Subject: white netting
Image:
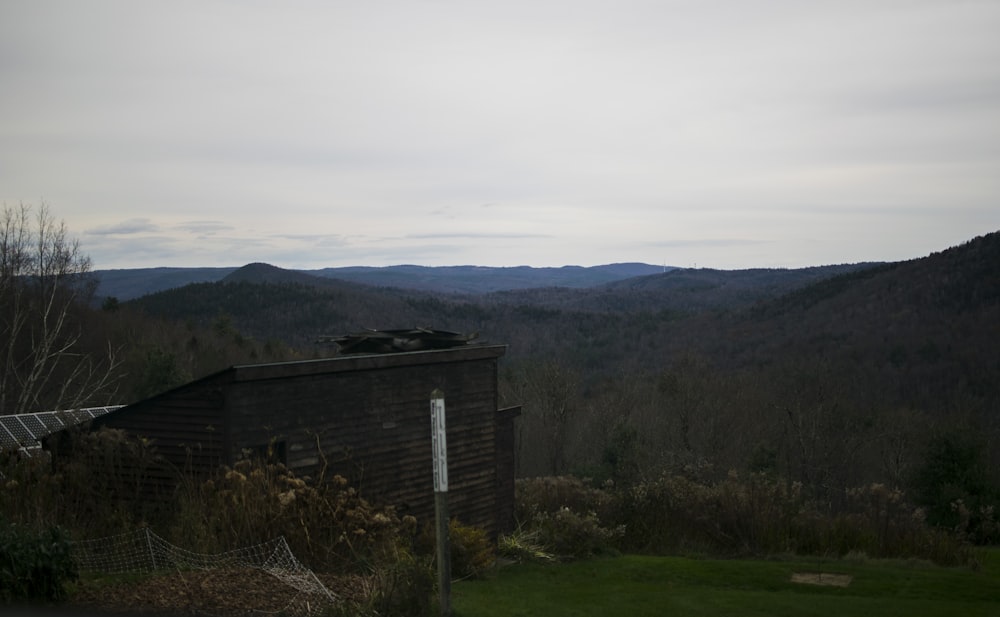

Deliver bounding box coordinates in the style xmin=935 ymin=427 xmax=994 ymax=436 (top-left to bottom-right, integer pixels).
xmin=72 ymin=528 xmax=338 ymax=615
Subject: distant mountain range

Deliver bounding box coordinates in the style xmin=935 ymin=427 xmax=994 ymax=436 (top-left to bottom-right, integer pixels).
xmin=93 ymin=262 xmax=667 ymax=301
xmin=92 ymin=261 xmax=883 ymax=304
xmin=91 ymin=230 xmax=1000 ymax=492
xmin=121 ymin=231 xmax=999 ymax=392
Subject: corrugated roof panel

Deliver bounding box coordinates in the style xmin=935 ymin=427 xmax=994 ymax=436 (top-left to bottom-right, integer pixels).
xmin=5 ymin=416 xmax=32 ymax=443
xmin=20 ymin=414 xmax=46 ymax=437
xmin=37 ymin=412 xmax=66 ymax=431
xmin=0 ymin=406 xmax=125 ymax=453
xmin=0 ymin=422 xmax=20 ymax=449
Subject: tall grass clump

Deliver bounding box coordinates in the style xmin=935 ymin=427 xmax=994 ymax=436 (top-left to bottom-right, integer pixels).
xmin=3 ymin=437 xmax=445 ymax=612
xmin=795 ymin=482 xmax=979 ymax=565
xmin=415 ymin=518 xmax=496 ymax=580
xmin=169 ymin=452 xmax=441 ymax=614
xmin=513 ymin=472 xmax=976 ymax=566
xmin=0 ymin=428 xmax=162 ymax=538
xmin=608 ymin=470 xmax=976 ymax=565
xmin=613 ymin=470 xmax=801 ymax=556
xmin=170 ymin=454 xmax=417 ymax=573
xmin=512 ymin=477 xmax=623 ymax=560
xmin=351 ymin=543 xmax=435 ymax=617
xmin=515 ymin=476 xmax=616 ymax=524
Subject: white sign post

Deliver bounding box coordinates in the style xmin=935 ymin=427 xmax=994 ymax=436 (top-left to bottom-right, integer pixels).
xmin=431 ymin=390 xmax=449 ymax=492
xmin=430 ymin=389 xmax=451 ymax=616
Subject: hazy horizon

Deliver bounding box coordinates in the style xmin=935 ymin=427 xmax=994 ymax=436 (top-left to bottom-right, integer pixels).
xmin=4 ymin=1 xmax=998 ymax=271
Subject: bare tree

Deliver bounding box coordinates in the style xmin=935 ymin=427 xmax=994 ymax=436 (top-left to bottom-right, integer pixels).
xmin=503 ymin=359 xmax=581 ymax=476
xmin=0 ymin=202 xmax=121 ymax=415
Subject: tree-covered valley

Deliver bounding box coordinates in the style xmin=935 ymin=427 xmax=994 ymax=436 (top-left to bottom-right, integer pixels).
xmin=2 ymin=203 xmax=997 ymax=534
xmin=4 ymin=205 xmax=998 ymax=611
xmin=102 ymin=231 xmax=1000 ymax=537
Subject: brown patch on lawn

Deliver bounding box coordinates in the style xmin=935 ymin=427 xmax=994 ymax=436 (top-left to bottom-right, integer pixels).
xmin=790 ymin=572 xmax=853 ymax=587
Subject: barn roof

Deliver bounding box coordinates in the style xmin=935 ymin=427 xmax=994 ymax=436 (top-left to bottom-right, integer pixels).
xmin=89 ymin=344 xmax=507 ymax=426
xmin=228 ymin=343 xmax=505 ymax=381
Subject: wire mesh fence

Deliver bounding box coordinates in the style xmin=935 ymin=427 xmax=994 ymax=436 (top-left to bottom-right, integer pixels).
xmin=72 ymin=528 xmax=338 ymax=615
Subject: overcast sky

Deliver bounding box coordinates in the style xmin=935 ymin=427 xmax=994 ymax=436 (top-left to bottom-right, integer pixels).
xmin=2 ymin=1 xmax=998 ymax=270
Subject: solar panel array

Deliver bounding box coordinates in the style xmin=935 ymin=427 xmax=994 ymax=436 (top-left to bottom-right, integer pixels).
xmin=0 ymin=406 xmax=124 ymax=454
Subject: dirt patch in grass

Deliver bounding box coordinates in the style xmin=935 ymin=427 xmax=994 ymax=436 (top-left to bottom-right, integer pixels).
xmin=790 ymin=572 xmax=853 ymax=587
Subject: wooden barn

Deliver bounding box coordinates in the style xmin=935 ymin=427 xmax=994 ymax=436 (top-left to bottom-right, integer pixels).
xmin=92 ymin=343 xmax=519 ymax=537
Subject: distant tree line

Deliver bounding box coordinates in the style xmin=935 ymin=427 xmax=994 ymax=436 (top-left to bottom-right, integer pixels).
xmin=3 ymin=203 xmax=997 ymax=543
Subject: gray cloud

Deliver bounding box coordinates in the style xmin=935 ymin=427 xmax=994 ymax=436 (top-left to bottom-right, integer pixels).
xmin=2 ymin=0 xmax=998 ymax=270
xmin=642 ymin=238 xmax=770 ymax=249
xmin=174 ymin=221 xmax=235 ymax=235
xmin=85 ymin=219 xmax=161 ymax=236
xmin=406 ymin=232 xmax=554 ymax=240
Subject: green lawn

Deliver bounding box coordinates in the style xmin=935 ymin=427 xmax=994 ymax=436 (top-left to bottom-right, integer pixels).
xmin=452 ymin=551 xmax=1000 ymax=617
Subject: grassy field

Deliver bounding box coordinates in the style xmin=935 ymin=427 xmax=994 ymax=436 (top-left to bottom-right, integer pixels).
xmin=452 ymin=550 xmax=1000 ymax=617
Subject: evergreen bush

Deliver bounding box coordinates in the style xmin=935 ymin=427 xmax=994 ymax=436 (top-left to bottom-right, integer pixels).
xmin=0 ymin=522 xmax=77 ymax=604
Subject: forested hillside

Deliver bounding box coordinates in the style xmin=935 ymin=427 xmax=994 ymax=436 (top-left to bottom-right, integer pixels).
xmin=121 ymin=234 xmax=998 ymax=396
xmin=93 ymin=266 xmax=236 ymax=300
xmin=123 ymin=260 xmax=883 ymax=361
xmin=4 ymin=207 xmax=998 ymax=558
xmin=121 ymin=232 xmax=1000 ymax=527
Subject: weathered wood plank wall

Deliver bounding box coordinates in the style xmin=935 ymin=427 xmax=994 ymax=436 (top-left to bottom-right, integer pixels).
xmin=94 ymin=345 xmax=515 ymax=536
xmin=225 ymin=348 xmax=505 ymax=534
xmin=97 ymin=379 xmax=229 ymax=496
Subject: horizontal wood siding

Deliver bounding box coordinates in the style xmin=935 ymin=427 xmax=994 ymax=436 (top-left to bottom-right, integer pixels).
xmin=91 ymin=345 xmax=511 ymax=534
xmin=225 ymin=353 xmax=502 ymax=534
xmin=94 ymin=378 xmax=228 ymax=496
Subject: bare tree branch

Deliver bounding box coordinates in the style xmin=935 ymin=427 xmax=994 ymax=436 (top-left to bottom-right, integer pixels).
xmin=1 ymin=202 xmax=120 ymax=415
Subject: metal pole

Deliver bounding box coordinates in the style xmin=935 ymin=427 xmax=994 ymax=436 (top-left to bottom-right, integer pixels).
xmin=430 ymin=389 xmax=451 ymax=616
xmin=145 ymin=528 xmax=158 ymax=571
